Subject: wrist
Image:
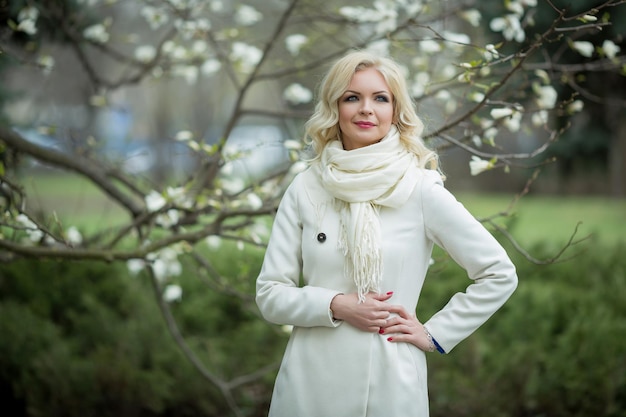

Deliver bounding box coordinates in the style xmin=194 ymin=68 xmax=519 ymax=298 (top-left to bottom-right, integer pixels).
xmin=423 ymin=325 xmax=446 ymax=354
xmin=330 ymin=293 xmax=344 ymax=321
xmin=422 ymin=325 xmax=435 ymax=352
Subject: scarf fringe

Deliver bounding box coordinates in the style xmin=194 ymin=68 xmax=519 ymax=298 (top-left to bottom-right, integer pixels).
xmin=338 ymin=202 xmax=382 ymax=303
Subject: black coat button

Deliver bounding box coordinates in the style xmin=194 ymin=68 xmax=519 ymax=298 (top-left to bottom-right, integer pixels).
xmin=317 ymin=233 xmax=326 ymax=243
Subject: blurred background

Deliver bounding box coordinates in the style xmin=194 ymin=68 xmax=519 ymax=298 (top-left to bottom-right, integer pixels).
xmin=1 ymin=0 xmax=625 ymax=416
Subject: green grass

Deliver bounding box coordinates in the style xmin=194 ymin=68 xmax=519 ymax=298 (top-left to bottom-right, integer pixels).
xmin=457 ymin=192 xmax=626 ymax=248
xmin=18 ymin=172 xmax=135 ymax=232
xmin=16 ymin=173 xmax=626 ymax=247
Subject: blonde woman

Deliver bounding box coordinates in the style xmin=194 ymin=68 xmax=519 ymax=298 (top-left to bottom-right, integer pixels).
xmin=256 ymin=51 xmax=518 ymax=417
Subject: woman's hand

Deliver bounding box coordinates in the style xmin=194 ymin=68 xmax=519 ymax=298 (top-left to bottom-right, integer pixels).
xmin=330 ymin=292 xmax=394 ymax=333
xmin=380 ymin=304 xmax=434 ymax=352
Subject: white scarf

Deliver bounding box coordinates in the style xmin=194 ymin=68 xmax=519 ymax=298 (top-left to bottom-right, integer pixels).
xmin=318 ymin=125 xmax=420 ymax=302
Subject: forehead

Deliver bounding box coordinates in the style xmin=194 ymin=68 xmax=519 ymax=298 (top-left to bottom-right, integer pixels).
xmin=347 ymin=67 xmax=390 ymax=91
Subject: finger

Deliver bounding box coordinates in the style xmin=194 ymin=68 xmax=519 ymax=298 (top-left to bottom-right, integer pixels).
xmin=371 ymin=291 xmax=394 ymax=302
xmin=387 ymin=304 xmax=410 ymax=319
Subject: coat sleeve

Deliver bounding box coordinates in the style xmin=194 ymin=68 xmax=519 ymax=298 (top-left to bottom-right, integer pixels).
xmin=421 ymin=171 xmax=518 ymax=353
xmin=256 ymin=174 xmax=342 ymax=328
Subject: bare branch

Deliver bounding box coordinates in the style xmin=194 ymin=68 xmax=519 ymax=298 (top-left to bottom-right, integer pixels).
xmin=0 ymin=126 xmax=144 ymax=216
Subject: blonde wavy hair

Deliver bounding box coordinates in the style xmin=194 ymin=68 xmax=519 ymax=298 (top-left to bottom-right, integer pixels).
xmin=304 ymin=50 xmax=439 ymax=171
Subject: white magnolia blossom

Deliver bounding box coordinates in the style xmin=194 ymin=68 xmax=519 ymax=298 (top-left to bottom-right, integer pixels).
xmin=167 ymin=0 xmax=202 ymax=11
xmin=283 ymin=83 xmax=313 ymax=105
xmin=435 ymin=90 xmax=456 ymax=114
xmin=339 ymin=5 xmax=386 ymax=22
xmin=440 ymin=64 xmax=456 ymax=80
xmin=285 ymin=34 xmax=308 ymax=56
xmin=210 ymin=0 xmax=224 ymax=12
xmin=16 ymin=214 xmax=44 ymax=242
xmin=146 ymin=191 xmax=167 ymax=212
xmin=66 ymin=226 xmax=83 ymax=245
xmin=175 ymin=18 xmax=210 ymax=40
xmin=156 ymin=209 xmax=180 ymax=228
xmin=461 ymin=9 xmax=481 ymax=27
xmin=135 ymin=45 xmax=156 ymax=63
xmin=490 ymin=14 xmax=525 ymax=43
xmin=201 ymin=58 xmax=221 ymax=76
xmin=151 ymin=246 xmax=183 ymax=281
xmin=141 ymin=6 xmax=169 ymax=30
xmin=16 ymin=6 xmax=38 ymax=35
xmin=284 ymin=139 xmax=302 ymax=150
xmin=581 ymin=14 xmax=598 ymax=22
xmin=206 ymin=235 xmax=222 ymax=250
xmin=339 ymin=2 xmax=399 ymax=34
xmin=247 ymin=193 xmax=263 ymax=210
xmin=289 ymin=161 xmax=308 ymax=175
xmin=17 ymin=19 xmax=37 ymax=35
xmin=167 ymin=186 xmax=193 ymax=208
xmin=602 ymin=40 xmax=621 ymax=59
xmin=484 ymin=44 xmax=500 ymax=61
xmin=37 ymin=55 xmax=55 ymax=75
xmin=567 ymin=100 xmax=584 ymax=114
xmin=507 ymin=1 xmax=525 ymax=15
xmin=469 ymin=156 xmax=494 ymax=176
xmin=468 ymin=91 xmax=485 ymax=103
xmin=490 ymin=107 xmax=514 ymax=119
xmin=532 ymin=110 xmax=549 ymax=126
xmin=175 ymin=130 xmax=193 ymax=141
xmin=419 ymin=40 xmax=442 ymax=54
xmin=484 ymin=127 xmax=498 ymax=145
xmin=163 ymin=284 xmax=183 ymax=302
xmin=191 ymin=40 xmax=208 ymax=55
xmin=534 ymin=69 xmax=550 ymax=84
xmin=502 ymin=110 xmax=522 ymax=132
xmin=83 ymin=23 xmax=110 ymax=43
xmin=230 ymin=42 xmax=263 ymax=73
xmin=221 ymin=176 xmax=246 ymax=194
xmin=572 ymin=41 xmax=595 ymax=58
xmin=171 ymin=45 xmax=189 ymax=61
xmin=235 ymin=5 xmax=263 ymax=26
xmin=173 ymin=65 xmax=199 ymax=85
xmin=127 ymin=259 xmax=146 ymax=275
xmin=410 ymin=71 xmax=430 ymax=98
xmin=534 ymin=84 xmax=557 ymax=109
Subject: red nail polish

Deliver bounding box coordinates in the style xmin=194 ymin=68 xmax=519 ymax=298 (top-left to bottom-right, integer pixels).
xmin=387 ymin=337 xmax=393 ymax=342
xmin=386 ymin=291 xmax=394 ymax=295
xmin=379 ymin=328 xmax=385 ymax=334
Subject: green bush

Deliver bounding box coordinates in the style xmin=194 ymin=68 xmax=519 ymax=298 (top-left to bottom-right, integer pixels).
xmin=1 ymin=240 xmax=625 ymax=417
xmin=0 ymin=258 xmax=279 ymax=417
xmin=422 ymin=242 xmax=626 ymax=417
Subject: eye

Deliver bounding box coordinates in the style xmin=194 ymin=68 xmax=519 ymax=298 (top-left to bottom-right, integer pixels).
xmin=375 ymin=95 xmax=390 ymax=102
xmin=343 ymin=95 xmax=358 ymax=102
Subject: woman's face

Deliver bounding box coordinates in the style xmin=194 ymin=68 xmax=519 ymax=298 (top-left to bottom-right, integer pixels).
xmin=338 ymin=67 xmax=394 ymax=151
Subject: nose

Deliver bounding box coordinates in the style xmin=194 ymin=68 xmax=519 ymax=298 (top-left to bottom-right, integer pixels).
xmin=359 ymin=99 xmax=373 ymax=115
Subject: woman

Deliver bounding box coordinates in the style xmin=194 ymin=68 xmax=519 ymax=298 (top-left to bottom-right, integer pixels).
xmin=256 ymin=51 xmax=518 ymax=417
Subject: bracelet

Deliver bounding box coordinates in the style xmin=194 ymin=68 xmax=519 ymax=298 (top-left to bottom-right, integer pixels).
xmin=422 ymin=325 xmax=436 ymax=352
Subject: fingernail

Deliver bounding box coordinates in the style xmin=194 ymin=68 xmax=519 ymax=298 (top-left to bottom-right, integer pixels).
xmin=379 ymin=328 xmax=385 ymax=334
xmin=386 ymin=291 xmax=394 ymax=295
xmin=387 ymin=337 xmax=393 ymax=342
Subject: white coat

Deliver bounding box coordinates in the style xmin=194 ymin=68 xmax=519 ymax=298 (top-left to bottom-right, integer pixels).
xmin=256 ymin=167 xmax=518 ymax=417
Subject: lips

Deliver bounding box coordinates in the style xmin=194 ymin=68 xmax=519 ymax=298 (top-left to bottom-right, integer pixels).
xmin=355 ymin=121 xmax=376 ymax=128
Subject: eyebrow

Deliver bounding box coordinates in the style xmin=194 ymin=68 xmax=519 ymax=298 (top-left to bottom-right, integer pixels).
xmin=343 ymin=89 xmax=390 ymax=95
